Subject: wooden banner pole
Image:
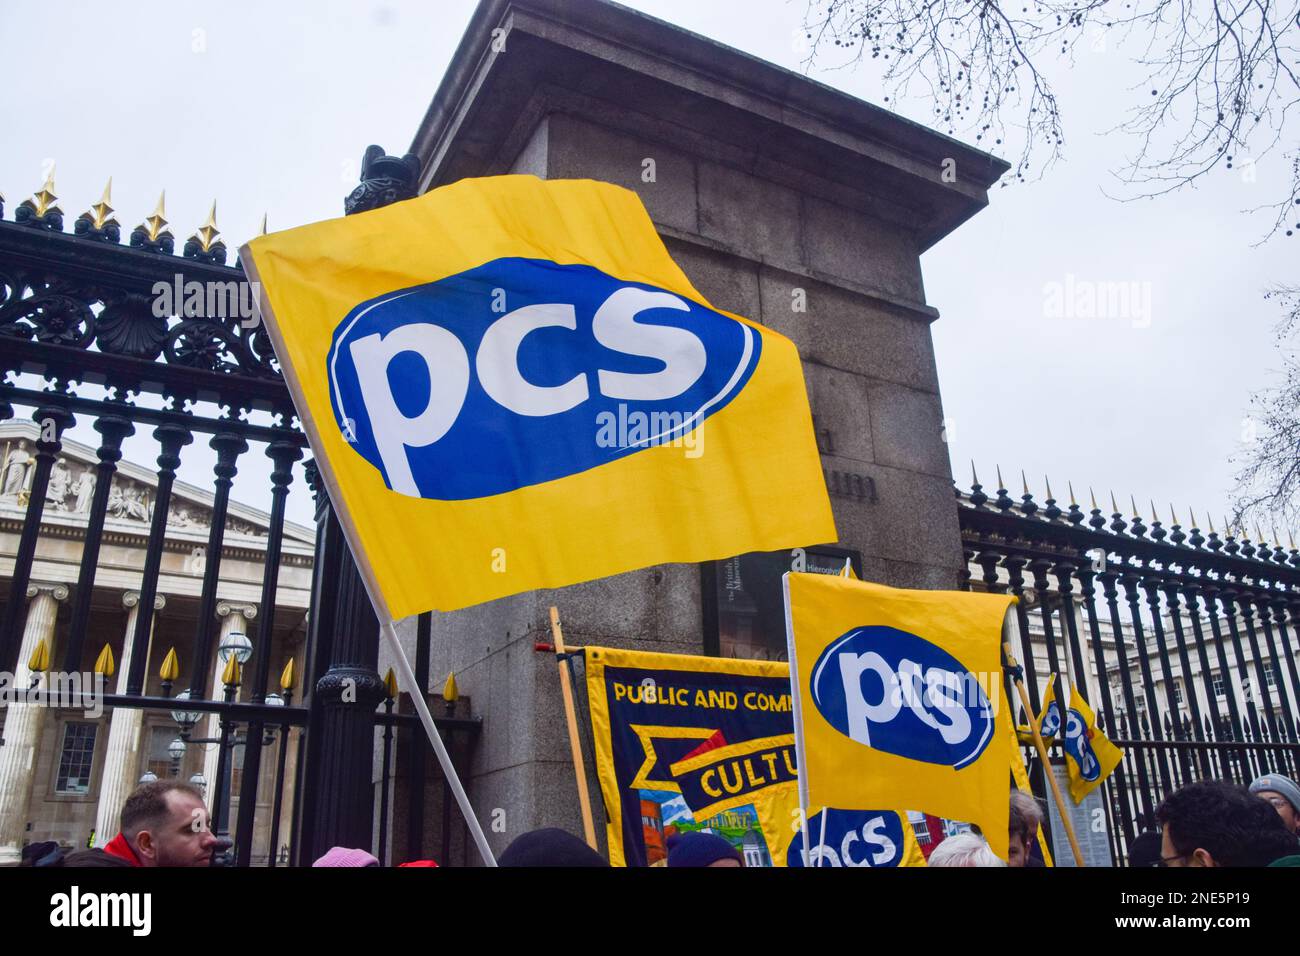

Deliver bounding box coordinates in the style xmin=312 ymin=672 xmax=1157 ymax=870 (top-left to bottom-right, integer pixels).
xmin=549 ymin=606 xmax=599 ymax=851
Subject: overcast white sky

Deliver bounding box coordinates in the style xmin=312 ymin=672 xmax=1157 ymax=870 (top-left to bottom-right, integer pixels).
xmin=1 ymin=0 xmax=1294 ymax=532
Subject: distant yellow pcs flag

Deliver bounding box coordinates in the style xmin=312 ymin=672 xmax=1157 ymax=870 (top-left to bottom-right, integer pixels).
xmin=784 ymin=573 xmax=1015 ymax=859
xmin=242 ymin=175 xmax=834 ymax=617
xmin=1060 ymin=684 xmax=1124 ymax=804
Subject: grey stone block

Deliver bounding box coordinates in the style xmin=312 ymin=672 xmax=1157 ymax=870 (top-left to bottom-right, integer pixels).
xmin=697 ymin=160 xmax=802 ymax=267
xmin=866 ymin=380 xmax=952 ymax=478
xmin=663 ymin=236 xmax=761 ymax=320
xmin=803 ymin=362 xmax=874 ymax=465
xmin=509 ymin=116 xmax=550 ymax=176
xmin=802 ymin=195 xmax=923 ymax=302
xmin=545 ymin=113 xmax=698 ymax=233
xmin=758 ymin=268 xmax=941 ymax=393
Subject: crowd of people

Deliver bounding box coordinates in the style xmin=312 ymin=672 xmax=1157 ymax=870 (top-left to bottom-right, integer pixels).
xmin=17 ymin=771 xmax=1300 ymax=868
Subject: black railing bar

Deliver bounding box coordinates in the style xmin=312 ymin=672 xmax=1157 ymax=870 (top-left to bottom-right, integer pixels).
xmin=0 ymin=384 xmax=305 ymax=445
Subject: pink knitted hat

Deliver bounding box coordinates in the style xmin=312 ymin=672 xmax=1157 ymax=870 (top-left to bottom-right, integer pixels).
xmin=312 ymin=846 xmax=380 ymax=867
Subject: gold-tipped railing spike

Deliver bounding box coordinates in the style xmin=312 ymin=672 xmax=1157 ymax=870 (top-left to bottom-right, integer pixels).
xmin=1223 ymin=516 xmax=1233 ymax=537
xmin=383 ymin=667 xmax=398 ymax=700
xmin=159 ymin=647 xmax=180 ymax=683
xmin=1021 ymin=470 xmax=1030 ymax=495
xmin=190 ymin=200 xmax=221 ymax=253
xmin=94 ymin=643 xmax=116 ymax=679
xmin=1289 ymin=529 xmax=1297 ymax=551
xmin=1189 ymin=508 xmax=1198 ymax=529
xmin=1130 ymin=495 xmax=1140 ymax=518
xmin=1044 ymin=475 xmax=1054 ymax=500
xmin=443 ymin=671 xmax=459 ymax=703
xmin=1110 ymin=490 xmax=1120 ymax=514
xmin=259 ymin=212 xmax=268 ymax=236
xmin=221 ymin=652 xmax=241 ymax=686
xmin=996 ymin=465 xmax=1005 ymax=490
xmin=1170 ymin=504 xmax=1179 ymax=526
xmin=1089 ymin=487 xmax=1099 ymax=511
xmin=1067 ymin=481 xmax=1078 ymax=507
xmin=279 ymin=657 xmax=296 ymax=692
xmin=85 ymin=176 xmax=117 ymax=231
xmin=24 ymin=165 xmax=60 ymax=219
xmin=141 ymin=190 xmax=170 ymax=243
xmin=1150 ymin=500 xmax=1159 ymax=522
xmin=970 ymin=460 xmax=979 ymax=485
xmin=27 ymin=637 xmax=50 ymax=674
xmin=1208 ymin=514 xmax=1216 ymax=534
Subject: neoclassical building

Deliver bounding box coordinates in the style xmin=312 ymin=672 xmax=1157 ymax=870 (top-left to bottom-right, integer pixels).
xmin=0 ymin=419 xmax=314 ymax=864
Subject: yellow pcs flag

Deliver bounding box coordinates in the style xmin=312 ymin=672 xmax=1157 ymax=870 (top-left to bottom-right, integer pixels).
xmin=1035 ymin=674 xmax=1063 ymax=740
xmin=242 ymin=175 xmax=835 ymax=617
xmin=1061 ymin=685 xmax=1124 ymax=804
xmin=784 ymin=572 xmax=1015 ymax=859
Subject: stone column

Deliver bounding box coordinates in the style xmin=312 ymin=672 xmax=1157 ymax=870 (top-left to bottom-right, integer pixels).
xmin=91 ymin=590 xmax=166 ymax=846
xmin=202 ymin=603 xmax=257 ymax=804
xmin=0 ymin=583 xmax=69 ymax=864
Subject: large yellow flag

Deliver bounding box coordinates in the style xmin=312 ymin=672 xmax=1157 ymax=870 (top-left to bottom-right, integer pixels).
xmin=242 ymin=175 xmax=834 ymax=617
xmin=1060 ymin=684 xmax=1124 ymax=804
xmin=784 ymin=572 xmax=1015 ymax=859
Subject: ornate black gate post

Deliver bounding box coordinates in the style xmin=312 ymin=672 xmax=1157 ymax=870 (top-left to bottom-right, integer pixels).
xmin=295 ymin=146 xmax=421 ymax=863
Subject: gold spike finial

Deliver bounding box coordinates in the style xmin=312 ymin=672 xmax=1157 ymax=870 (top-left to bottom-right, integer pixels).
xmin=159 ymin=647 xmax=180 ymax=683
xmin=1089 ymin=487 xmax=1098 ymax=510
xmin=1044 ymin=475 xmax=1054 ymax=500
xmin=1223 ymin=516 xmax=1233 ymax=537
xmin=1150 ymin=499 xmax=1158 ymax=523
xmin=1067 ymin=481 xmax=1077 ymax=507
xmin=1289 ymin=529 xmax=1296 ymax=551
xmin=279 ymin=657 xmax=296 ymax=692
xmin=971 ymin=460 xmax=978 ymax=485
xmin=141 ymin=190 xmax=170 ymax=242
xmin=996 ymin=465 xmax=1005 ymax=490
xmin=190 ymin=200 xmax=221 ymax=252
xmin=1271 ymin=523 xmax=1281 ymax=547
xmin=383 ymin=667 xmax=398 ymax=700
xmin=1170 ymin=504 xmax=1179 ymax=526
xmin=94 ymin=643 xmax=115 ymax=679
xmin=27 ymin=637 xmax=49 ymax=674
xmin=1208 ymin=514 xmax=1216 ymax=534
xmin=24 ymin=165 xmax=60 ymax=219
xmin=1109 ymin=490 xmax=1119 ymax=514
xmin=1254 ymin=522 xmax=1265 ymax=543
xmin=1130 ymin=495 xmax=1140 ymax=518
xmin=443 ymin=671 xmax=459 ymax=703
xmin=259 ymin=212 xmax=268 ymax=236
xmin=82 ymin=176 xmax=118 ymax=231
xmin=1021 ymin=470 xmax=1030 ymax=496
xmin=221 ymin=651 xmax=241 ymax=686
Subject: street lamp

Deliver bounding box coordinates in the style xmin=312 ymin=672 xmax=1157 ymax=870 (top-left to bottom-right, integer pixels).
xmin=139 ymin=771 xmax=158 ymax=784
xmin=189 ymin=772 xmax=207 ymax=794
xmin=170 ymin=689 xmax=201 ymax=731
xmin=218 ymin=630 xmax=253 ymax=665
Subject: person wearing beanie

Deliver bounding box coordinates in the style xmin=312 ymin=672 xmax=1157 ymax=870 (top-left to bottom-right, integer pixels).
xmin=498 ymin=828 xmax=609 ymax=867
xmin=1249 ymin=773 xmax=1300 ymax=835
xmin=312 ymin=846 xmax=380 ymax=867
xmin=666 ymin=831 xmax=743 ymax=868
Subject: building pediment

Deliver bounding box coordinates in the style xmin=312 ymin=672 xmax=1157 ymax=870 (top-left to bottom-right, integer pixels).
xmin=0 ymin=420 xmax=314 ymax=547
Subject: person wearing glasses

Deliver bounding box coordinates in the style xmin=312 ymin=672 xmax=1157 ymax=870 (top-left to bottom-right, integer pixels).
xmin=1249 ymin=773 xmax=1300 ymax=836
xmin=1156 ymin=780 xmax=1299 ymax=867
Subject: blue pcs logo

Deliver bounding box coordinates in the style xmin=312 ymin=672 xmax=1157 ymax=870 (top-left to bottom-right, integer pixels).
xmin=809 ymin=625 xmax=994 ymax=769
xmin=326 ymin=257 xmax=761 ymax=500
xmin=787 ymin=808 xmax=905 ymax=867
xmin=1064 ymin=709 xmax=1101 ymax=781
xmin=1039 ymin=699 xmax=1062 ymax=739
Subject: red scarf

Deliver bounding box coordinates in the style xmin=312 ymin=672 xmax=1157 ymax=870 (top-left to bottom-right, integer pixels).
xmin=103 ymin=832 xmax=142 ymax=866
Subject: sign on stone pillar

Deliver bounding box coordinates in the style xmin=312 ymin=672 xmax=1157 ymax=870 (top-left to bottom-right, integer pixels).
xmin=92 ymin=590 xmax=166 ymax=847
xmin=0 ymin=583 xmax=68 ymax=864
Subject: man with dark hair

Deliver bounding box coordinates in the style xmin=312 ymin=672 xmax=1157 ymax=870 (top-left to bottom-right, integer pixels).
xmin=1156 ymin=780 xmax=1299 ymax=867
xmin=62 ymin=780 xmax=217 ymax=867
xmin=1007 ymin=790 xmax=1045 ymax=867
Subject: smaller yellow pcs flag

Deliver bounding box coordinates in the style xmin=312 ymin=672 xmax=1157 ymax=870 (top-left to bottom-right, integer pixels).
xmin=784 ymin=572 xmax=1015 ymax=859
xmin=1055 ymin=680 xmax=1124 ymax=804
xmin=242 ymin=175 xmax=834 ymax=617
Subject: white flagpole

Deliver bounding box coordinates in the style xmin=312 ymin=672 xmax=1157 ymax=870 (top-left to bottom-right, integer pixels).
xmin=381 ymin=619 xmax=498 ymax=866
xmin=783 ymin=572 xmax=813 ymax=866
xmin=815 ymin=805 xmax=829 ymax=867
xmin=243 ymin=249 xmax=498 ymax=866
